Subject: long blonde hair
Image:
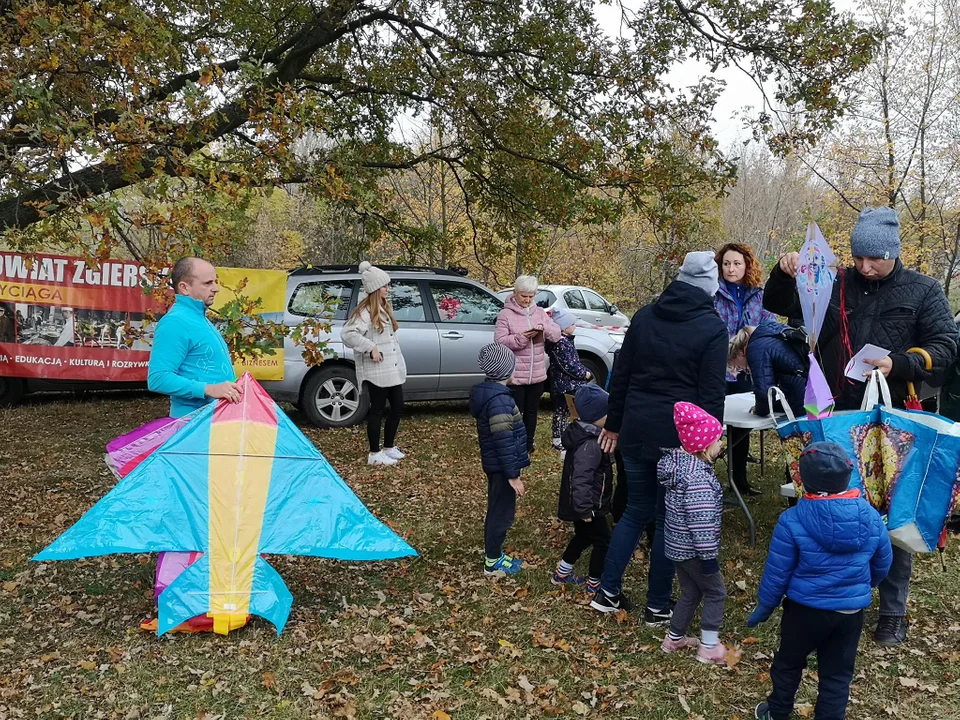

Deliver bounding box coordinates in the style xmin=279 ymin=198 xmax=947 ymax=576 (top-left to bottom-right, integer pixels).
xmin=349 ymin=290 xmax=398 ymax=333
xmin=728 ymin=325 xmax=756 ymax=363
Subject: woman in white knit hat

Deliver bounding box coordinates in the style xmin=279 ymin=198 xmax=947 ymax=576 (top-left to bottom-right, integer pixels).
xmin=342 ymin=261 xmax=407 ymax=466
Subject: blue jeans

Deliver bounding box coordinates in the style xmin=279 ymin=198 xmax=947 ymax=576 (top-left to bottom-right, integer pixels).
xmin=599 ymin=453 xmax=675 ymax=609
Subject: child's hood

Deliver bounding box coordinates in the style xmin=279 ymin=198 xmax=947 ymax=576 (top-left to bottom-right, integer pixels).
xmin=657 ymin=448 xmax=713 ymax=490
xmin=469 ymin=380 xmax=511 ymax=418
xmin=795 ymin=494 xmax=875 ymax=554
xmin=561 ymin=418 xmax=600 ymax=450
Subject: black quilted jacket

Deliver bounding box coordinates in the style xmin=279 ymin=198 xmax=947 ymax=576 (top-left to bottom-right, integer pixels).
xmin=763 ymin=261 xmax=957 ymax=410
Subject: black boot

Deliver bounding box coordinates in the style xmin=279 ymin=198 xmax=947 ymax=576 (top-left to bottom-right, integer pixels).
xmin=875 ymin=615 xmax=908 ymax=647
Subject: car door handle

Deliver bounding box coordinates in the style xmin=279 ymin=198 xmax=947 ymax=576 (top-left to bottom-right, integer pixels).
xmin=440 ymin=331 xmax=464 ymax=339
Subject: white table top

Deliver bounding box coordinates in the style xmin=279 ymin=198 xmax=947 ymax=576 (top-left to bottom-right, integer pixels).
xmin=723 ymin=392 xmax=780 ymax=430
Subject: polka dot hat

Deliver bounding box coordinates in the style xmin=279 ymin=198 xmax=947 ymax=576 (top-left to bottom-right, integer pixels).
xmin=673 ymin=401 xmax=723 ymax=454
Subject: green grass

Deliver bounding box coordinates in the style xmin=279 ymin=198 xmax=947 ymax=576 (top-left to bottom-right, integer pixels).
xmin=0 ymin=394 xmax=958 ymax=719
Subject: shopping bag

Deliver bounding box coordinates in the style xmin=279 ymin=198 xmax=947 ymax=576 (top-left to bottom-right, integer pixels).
xmin=774 ymin=372 xmax=960 ymax=552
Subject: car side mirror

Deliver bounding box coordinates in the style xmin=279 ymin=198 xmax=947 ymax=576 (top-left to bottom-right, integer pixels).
xmin=609 ymin=305 xmax=618 ymax=315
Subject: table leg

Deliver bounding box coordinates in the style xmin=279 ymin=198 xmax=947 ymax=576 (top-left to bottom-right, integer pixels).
xmin=760 ymin=431 xmax=765 ymax=476
xmin=726 ymin=426 xmax=756 ymax=547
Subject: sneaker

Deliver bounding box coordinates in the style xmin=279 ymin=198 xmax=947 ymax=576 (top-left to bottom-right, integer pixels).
xmin=585 ymin=578 xmax=601 ymax=594
xmin=503 ymin=553 xmax=523 ymax=566
xmin=484 ymin=555 xmax=521 ymax=576
xmin=661 ymin=635 xmax=699 ymax=653
xmin=551 ymin=570 xmax=585 ymax=586
xmin=382 ymin=447 xmax=405 ymax=461
xmin=552 ymin=441 xmax=563 ymax=452
xmin=697 ymin=642 xmax=728 ymax=665
xmin=644 ymin=599 xmax=676 ymax=627
xmin=875 ymin=615 xmax=908 ymax=647
xmin=754 ymin=702 xmax=773 ymax=720
xmin=367 ymin=451 xmax=398 ymax=466
xmin=590 ymin=590 xmax=634 ymax=613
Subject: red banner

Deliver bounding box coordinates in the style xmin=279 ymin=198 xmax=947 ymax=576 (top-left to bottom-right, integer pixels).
xmin=0 ymin=252 xmax=166 ymax=381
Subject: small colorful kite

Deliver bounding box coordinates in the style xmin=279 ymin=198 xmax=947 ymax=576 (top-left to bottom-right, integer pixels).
xmin=35 ymin=373 xmax=417 ymax=636
xmin=797 ymin=221 xmax=838 ymax=418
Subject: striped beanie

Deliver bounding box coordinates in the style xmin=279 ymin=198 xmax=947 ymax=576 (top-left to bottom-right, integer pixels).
xmin=478 ymin=342 xmax=516 ymax=381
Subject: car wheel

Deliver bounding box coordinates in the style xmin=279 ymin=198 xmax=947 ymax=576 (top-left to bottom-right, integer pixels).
xmin=579 ymin=356 xmax=606 ymax=388
xmin=0 ymin=376 xmax=25 ymax=408
xmin=301 ymin=365 xmax=368 ymax=428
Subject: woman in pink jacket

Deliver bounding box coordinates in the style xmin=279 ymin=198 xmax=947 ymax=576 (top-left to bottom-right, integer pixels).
xmin=494 ymin=275 xmax=562 ymax=453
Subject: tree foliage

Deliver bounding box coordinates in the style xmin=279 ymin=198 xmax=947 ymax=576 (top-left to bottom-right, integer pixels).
xmin=1 ymin=0 xmax=877 ymax=262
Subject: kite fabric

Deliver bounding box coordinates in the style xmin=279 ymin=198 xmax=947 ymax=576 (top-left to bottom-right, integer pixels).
xmin=35 ymin=373 xmax=418 ymax=636
xmin=796 ymin=221 xmax=838 ymax=418
xmin=105 ymin=410 xmax=215 ymax=632
xmin=775 ymin=372 xmax=960 ymax=553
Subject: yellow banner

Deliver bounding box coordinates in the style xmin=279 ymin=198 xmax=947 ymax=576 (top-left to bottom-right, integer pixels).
xmin=213 ymin=267 xmax=287 ymax=381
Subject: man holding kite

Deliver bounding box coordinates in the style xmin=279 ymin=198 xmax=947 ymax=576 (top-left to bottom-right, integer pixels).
xmin=763 ymin=206 xmax=957 ymax=647
xmin=147 ymin=257 xmax=241 ymax=415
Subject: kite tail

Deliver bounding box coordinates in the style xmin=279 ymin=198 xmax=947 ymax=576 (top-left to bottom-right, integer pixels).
xmin=248 ymin=556 xmax=293 ymax=635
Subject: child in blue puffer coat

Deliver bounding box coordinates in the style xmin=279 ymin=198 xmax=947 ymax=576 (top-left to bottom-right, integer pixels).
xmin=469 ymin=343 xmax=531 ymax=576
xmin=545 ymin=307 xmax=592 ymax=451
xmin=749 ymin=441 xmax=892 ymax=720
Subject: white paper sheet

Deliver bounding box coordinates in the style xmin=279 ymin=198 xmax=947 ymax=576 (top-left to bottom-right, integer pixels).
xmin=844 ymin=344 xmax=891 ymax=382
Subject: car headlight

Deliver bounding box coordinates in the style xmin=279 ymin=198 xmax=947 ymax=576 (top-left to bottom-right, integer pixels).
xmin=608 ymin=332 xmax=625 ymax=345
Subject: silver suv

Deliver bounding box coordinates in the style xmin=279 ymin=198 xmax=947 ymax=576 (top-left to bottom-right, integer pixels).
xmin=262 ymin=265 xmax=623 ymax=428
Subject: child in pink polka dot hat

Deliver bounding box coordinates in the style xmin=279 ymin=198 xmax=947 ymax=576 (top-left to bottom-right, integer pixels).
xmin=657 ymin=401 xmax=729 ymax=664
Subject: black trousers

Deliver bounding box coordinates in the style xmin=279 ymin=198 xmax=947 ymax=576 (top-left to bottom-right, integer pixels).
xmin=561 ymin=518 xmax=611 ymax=579
xmin=510 ymin=381 xmax=544 ymax=452
xmin=366 ymin=383 xmax=403 ymax=452
xmin=767 ymin=601 xmax=864 ymax=720
xmin=484 ymin=473 xmax=517 ymax=559
xmin=727 ymin=378 xmax=751 ymax=488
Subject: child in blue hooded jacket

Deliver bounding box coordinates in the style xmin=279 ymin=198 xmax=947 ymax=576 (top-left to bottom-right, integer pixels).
xmin=749 ymin=441 xmax=892 ymax=720
xmin=469 ymin=343 xmax=530 ymax=576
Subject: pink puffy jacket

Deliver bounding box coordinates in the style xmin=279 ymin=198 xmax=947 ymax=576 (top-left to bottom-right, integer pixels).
xmin=494 ymin=296 xmax=562 ymax=386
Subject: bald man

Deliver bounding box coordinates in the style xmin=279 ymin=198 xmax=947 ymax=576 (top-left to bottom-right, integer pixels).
xmin=147 ymin=257 xmax=241 ymax=418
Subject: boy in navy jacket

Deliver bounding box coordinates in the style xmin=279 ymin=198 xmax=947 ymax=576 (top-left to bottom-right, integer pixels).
xmin=749 ymin=442 xmax=893 ymax=720
xmin=469 ymin=343 xmax=530 ymax=576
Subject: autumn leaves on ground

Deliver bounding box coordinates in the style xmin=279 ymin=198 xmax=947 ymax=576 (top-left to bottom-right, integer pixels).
xmin=1 ymin=395 xmax=958 ymax=719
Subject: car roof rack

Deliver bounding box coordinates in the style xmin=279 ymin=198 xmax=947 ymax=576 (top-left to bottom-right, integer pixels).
xmin=289 ymin=264 xmax=469 ymax=277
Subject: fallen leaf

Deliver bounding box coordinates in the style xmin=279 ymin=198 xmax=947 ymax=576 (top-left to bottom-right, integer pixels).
xmin=571 ymin=701 xmax=590 ymax=715
xmin=78 ymin=660 xmax=97 ymax=671
xmin=735 ymin=580 xmax=748 ymax=591
xmin=432 ymin=712 xmax=451 ymax=720
xmin=899 ymin=677 xmax=920 ymax=689
xmin=518 ymin=675 xmax=535 ymax=692
xmin=796 ymin=704 xmax=814 ymax=718
xmin=725 ymin=646 xmax=743 ymax=669
xmin=742 ymin=636 xmax=759 ymax=645
xmin=678 ymin=691 xmax=691 ymax=713
xmin=262 ymin=672 xmax=275 ymax=689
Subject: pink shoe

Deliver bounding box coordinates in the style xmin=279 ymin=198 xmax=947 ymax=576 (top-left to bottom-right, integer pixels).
xmin=697 ymin=642 xmax=728 ymax=664
xmin=661 ymin=635 xmax=699 ymax=653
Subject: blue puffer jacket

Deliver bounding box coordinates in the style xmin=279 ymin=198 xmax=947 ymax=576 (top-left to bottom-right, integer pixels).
xmin=469 ymin=380 xmax=530 ymax=479
xmin=746 ymin=319 xmax=807 ymax=417
xmin=756 ymin=490 xmax=893 ymax=612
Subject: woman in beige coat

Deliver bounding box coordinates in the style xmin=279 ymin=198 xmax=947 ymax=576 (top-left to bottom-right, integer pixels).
xmin=341 ymin=262 xmax=407 ymax=466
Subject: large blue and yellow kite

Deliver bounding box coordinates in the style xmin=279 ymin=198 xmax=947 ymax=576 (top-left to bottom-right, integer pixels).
xmin=34 ymin=373 xmax=417 ymax=635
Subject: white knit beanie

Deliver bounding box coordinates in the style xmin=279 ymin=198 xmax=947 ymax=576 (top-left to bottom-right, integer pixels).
xmin=359 ymin=261 xmax=391 ymax=293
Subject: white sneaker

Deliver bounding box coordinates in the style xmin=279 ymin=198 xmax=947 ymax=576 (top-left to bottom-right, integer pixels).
xmin=367 ymin=451 xmax=398 ymax=466
xmin=382 ymin=447 xmax=405 ymax=461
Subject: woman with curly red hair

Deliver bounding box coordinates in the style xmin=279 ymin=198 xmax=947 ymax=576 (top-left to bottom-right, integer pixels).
xmin=714 ymin=243 xmax=774 ymax=496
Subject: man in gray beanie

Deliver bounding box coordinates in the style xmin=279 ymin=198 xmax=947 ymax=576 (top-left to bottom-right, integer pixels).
xmin=763 ymin=206 xmax=958 ymax=648
xmin=590 ymin=250 xmax=727 ymax=622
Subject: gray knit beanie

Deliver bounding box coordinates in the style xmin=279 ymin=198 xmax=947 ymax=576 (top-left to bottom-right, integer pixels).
xmin=677 ymin=251 xmax=719 ymax=297
xmin=850 ymin=207 xmax=901 ymax=260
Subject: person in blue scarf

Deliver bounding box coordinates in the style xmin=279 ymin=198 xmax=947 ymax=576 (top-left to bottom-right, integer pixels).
xmin=713 ymin=243 xmax=774 ymax=496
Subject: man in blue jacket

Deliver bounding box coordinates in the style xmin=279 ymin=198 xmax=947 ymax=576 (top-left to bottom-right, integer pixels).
xmin=748 ymin=442 xmax=892 ymax=720
xmin=147 ymin=257 xmax=240 ymax=418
